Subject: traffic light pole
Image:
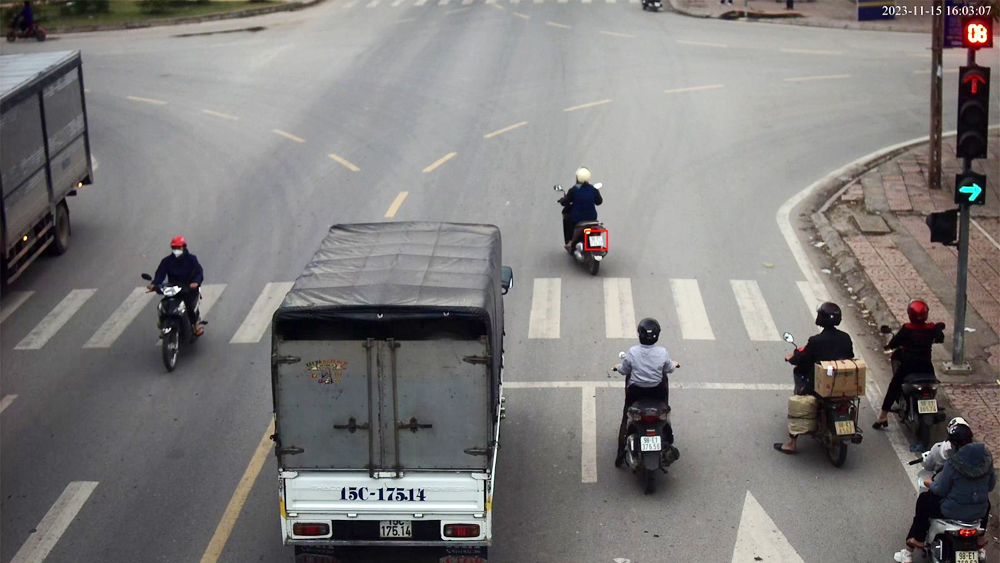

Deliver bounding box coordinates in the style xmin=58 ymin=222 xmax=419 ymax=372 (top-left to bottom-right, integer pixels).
xmin=929 ymin=0 xmax=944 ymax=190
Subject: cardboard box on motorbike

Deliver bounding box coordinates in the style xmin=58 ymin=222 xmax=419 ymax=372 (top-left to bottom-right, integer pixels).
xmin=813 ymin=359 xmax=866 ymax=398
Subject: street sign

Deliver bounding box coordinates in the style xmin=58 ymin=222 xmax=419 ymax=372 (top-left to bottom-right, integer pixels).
xmin=857 ymin=0 xmax=894 ymax=21
xmin=961 ymin=16 xmax=993 ymax=49
xmin=954 ymin=172 xmax=987 ymax=205
xmin=927 ymin=209 xmax=959 ymax=245
xmin=956 ymin=65 xmax=990 ymax=159
xmin=944 ymin=0 xmax=965 ymax=48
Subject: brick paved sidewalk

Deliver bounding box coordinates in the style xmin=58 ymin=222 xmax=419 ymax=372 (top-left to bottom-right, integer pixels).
xmin=821 ymin=130 xmax=1000 ymax=468
xmin=670 ymin=0 xmax=934 ymax=31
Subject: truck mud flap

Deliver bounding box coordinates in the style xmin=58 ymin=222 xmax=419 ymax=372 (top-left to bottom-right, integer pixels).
xmin=294 ymin=545 xmax=340 ymax=563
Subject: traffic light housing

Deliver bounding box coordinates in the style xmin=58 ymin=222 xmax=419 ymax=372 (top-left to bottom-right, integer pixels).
xmin=961 ymin=16 xmax=993 ymax=49
xmin=956 ymin=65 xmax=990 ymax=159
xmin=926 ymin=209 xmax=958 ymax=245
xmin=955 ymin=171 xmax=987 ymax=205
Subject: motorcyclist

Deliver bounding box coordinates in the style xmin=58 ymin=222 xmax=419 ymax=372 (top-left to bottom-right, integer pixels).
xmin=559 ymin=167 xmax=603 ymax=250
xmin=10 ymin=1 xmax=34 ymax=32
xmin=614 ymin=317 xmax=680 ymax=468
xmin=773 ymin=302 xmax=854 ymax=454
xmin=872 ymin=299 xmax=945 ymax=430
xmin=893 ymin=421 xmax=994 ymax=562
xmin=147 ymin=236 xmax=205 ymax=336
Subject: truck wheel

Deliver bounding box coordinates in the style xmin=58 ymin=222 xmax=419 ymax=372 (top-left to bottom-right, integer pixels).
xmin=48 ymin=202 xmax=70 ymax=256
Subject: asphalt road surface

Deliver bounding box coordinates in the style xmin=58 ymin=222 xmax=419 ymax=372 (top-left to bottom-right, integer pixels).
xmin=2 ymin=3 xmax=998 ymax=563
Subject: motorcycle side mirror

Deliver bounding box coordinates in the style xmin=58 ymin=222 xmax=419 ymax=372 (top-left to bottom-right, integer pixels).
xmin=141 ymin=273 xmax=153 ymax=281
xmin=594 ymin=183 xmax=603 ymax=190
xmin=618 ymin=351 xmax=626 ymax=359
xmin=782 ymin=332 xmax=795 ymax=344
xmin=553 ymin=185 xmax=563 ymax=192
xmin=501 ymin=266 xmax=514 ymax=295
xmin=879 ymin=325 xmax=892 ymax=334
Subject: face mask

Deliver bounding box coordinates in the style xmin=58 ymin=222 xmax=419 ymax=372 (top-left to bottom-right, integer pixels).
xmin=172 ymin=249 xmax=183 ymax=258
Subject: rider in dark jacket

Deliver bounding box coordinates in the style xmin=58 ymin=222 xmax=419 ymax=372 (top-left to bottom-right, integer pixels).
xmin=148 ymin=236 xmax=205 ymax=335
xmin=11 ymin=1 xmax=34 ymax=31
xmin=873 ymin=299 xmax=945 ymax=429
xmin=774 ymin=302 xmax=854 ymax=454
xmin=561 ymin=167 xmax=603 ymax=248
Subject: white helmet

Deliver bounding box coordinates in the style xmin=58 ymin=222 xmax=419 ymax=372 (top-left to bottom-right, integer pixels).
xmin=947 ymin=417 xmax=970 ymax=434
xmin=575 ymin=167 xmax=591 ymax=184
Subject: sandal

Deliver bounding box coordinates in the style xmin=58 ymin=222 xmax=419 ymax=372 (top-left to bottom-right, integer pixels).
xmin=773 ymin=443 xmax=797 ymax=455
xmin=872 ymin=420 xmax=889 ymax=430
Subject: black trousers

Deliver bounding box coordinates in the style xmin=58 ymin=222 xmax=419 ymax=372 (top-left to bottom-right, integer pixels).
xmin=881 ymin=360 xmax=935 ymax=412
xmin=562 ymin=214 xmax=575 ymax=245
xmin=617 ymin=381 xmax=672 ymax=456
xmin=182 ymin=290 xmax=200 ymax=326
xmin=907 ymin=492 xmax=991 ymax=542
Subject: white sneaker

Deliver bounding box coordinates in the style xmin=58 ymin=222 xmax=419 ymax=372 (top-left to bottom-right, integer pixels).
xmin=892 ymin=549 xmax=913 ymax=563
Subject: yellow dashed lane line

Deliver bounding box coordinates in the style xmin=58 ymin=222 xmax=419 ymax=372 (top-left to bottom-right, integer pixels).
xmin=385 ymin=191 xmax=409 ymax=218
xmin=484 ymin=121 xmax=529 ymax=139
xmin=273 ymin=129 xmax=306 ymax=143
xmin=664 ymin=84 xmax=724 ymax=94
xmin=423 ymin=152 xmax=457 ymax=173
xmin=546 ymin=21 xmax=571 ymax=28
xmin=329 ymin=153 xmax=361 ymax=172
xmin=126 ymin=96 xmax=167 ymax=105
xmin=563 ymin=99 xmax=612 ymax=112
xmin=203 ymin=109 xmax=240 ymax=121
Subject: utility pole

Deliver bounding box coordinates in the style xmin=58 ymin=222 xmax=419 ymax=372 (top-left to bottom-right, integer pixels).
xmin=929 ymin=0 xmax=944 ymax=190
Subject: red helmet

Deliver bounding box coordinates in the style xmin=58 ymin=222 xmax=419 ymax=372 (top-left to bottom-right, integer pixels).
xmin=907 ymin=299 xmax=929 ymax=324
xmin=170 ymin=235 xmax=187 ymax=248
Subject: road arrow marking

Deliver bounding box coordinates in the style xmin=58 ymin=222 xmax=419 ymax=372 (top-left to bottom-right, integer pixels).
xmin=731 ymin=491 xmax=805 ymax=563
xmin=959 ymin=183 xmax=983 ymax=201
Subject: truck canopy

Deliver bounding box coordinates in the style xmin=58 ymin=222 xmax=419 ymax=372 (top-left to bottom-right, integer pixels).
xmin=272 ymin=222 xmax=504 ymax=473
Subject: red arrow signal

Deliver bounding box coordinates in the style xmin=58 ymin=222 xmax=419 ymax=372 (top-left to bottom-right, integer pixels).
xmin=963 ymin=72 xmax=986 ymax=94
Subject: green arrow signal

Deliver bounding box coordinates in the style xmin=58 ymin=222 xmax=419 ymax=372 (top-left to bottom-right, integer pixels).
xmin=959 ymin=182 xmax=983 ymax=202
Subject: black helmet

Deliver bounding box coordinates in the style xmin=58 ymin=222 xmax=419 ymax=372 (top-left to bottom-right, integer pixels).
xmin=947 ymin=417 xmax=973 ymax=447
xmin=637 ymin=318 xmax=661 ymax=345
xmin=815 ymin=302 xmax=842 ymax=328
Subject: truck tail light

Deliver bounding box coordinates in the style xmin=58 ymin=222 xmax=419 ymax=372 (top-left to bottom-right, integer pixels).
xmin=444 ymin=524 xmax=481 ymax=538
xmin=292 ymin=522 xmax=330 ymax=537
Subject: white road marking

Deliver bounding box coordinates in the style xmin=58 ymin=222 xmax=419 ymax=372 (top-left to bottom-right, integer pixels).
xmin=91 ymin=154 xmax=99 ymax=172
xmin=510 ymin=0 xmax=520 ymax=4
xmin=0 ymin=394 xmax=17 ymax=414
xmin=670 ymin=279 xmax=715 ymax=340
xmin=581 ymin=386 xmax=598 ymax=483
xmin=463 ymin=0 xmax=474 ymax=5
xmin=528 ymin=278 xmax=561 ymax=339
xmin=563 ymin=99 xmax=612 ymax=112
xmin=558 ymin=0 xmax=569 ymax=4
xmin=15 ymin=289 xmax=97 ymax=350
xmin=504 ymin=381 xmax=791 ymax=390
xmin=126 ymin=96 xmax=167 ymax=105
xmin=230 ymin=282 xmax=293 ymax=344
xmin=731 ymin=491 xmax=805 ymax=563
xmin=513 ymin=11 xmax=530 ymax=17
xmin=664 ymin=84 xmax=724 ymax=94
xmin=545 ymin=21 xmax=571 ymax=28
xmin=392 ymin=0 xmax=406 ymax=5
xmin=484 ymin=121 xmax=529 ymax=138
xmin=367 ymin=0 xmax=380 ymax=7
xmin=582 ymin=0 xmax=592 ymax=4
xmin=971 ymin=219 xmax=1000 ymax=251
xmin=10 ymin=481 xmax=99 ymax=563
xmin=438 ymin=0 xmax=449 ymax=6
xmin=784 ymin=74 xmax=851 ymax=82
xmin=797 ymin=280 xmax=820 ymax=313
xmin=780 ymin=48 xmax=841 ymax=55
xmin=1 ymin=291 xmax=34 ymax=324
xmin=202 ymin=109 xmax=239 ymax=121
xmin=154 ymin=284 xmax=226 ymax=346
xmin=599 ymin=30 xmax=634 ymax=38
xmin=676 ymin=39 xmax=727 ymax=48
xmin=273 ymin=129 xmax=306 ymax=143
xmin=486 ymin=0 xmax=498 ymax=4
xmin=84 ymin=287 xmax=156 ymax=348
xmin=603 ymin=278 xmax=636 ymax=339
xmin=913 ymin=68 xmax=959 ymax=74
xmin=414 ymin=0 xmax=427 ymax=5
xmin=730 ymin=280 xmax=780 ymax=342
xmin=606 ymin=0 xmax=617 ymax=4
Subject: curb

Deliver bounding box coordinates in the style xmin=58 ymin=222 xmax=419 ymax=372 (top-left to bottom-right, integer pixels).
xmin=666 ymin=0 xmax=927 ymax=32
xmin=46 ymin=0 xmax=325 ymax=35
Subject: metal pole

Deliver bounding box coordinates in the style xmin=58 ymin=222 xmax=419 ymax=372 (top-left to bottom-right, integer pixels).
xmin=929 ymin=0 xmax=944 ymax=190
xmin=952 ymin=204 xmax=971 ymax=368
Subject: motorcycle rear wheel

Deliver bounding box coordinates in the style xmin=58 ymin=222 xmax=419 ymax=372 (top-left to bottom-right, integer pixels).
xmin=5 ymin=31 xmax=15 ymax=42
xmin=588 ymin=259 xmax=600 ymax=276
xmin=917 ymin=416 xmax=932 ymax=449
xmin=162 ymin=329 xmax=179 ymax=372
xmin=642 ymin=468 xmax=656 ymax=494
xmin=35 ymin=29 xmax=46 ymax=41
xmin=826 ymin=439 xmax=848 ymax=467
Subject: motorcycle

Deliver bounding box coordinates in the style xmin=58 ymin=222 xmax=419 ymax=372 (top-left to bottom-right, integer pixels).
xmin=554 ymin=183 xmax=608 ymax=276
xmin=613 ymin=351 xmax=680 ymax=495
xmin=782 ymin=332 xmax=863 ymax=467
xmin=142 ymin=273 xmax=204 ymax=372
xmin=6 ymin=22 xmax=46 ymax=42
xmin=880 ymin=324 xmax=947 ymax=450
xmin=907 ymin=456 xmax=986 ymax=562
xmin=641 ymin=0 xmax=662 ymax=10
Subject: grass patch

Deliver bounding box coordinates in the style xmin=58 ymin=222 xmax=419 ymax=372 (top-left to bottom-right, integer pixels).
xmin=3 ymin=1 xmax=278 ymax=29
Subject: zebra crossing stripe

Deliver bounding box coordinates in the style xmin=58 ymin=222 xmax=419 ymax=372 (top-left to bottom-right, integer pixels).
xmin=670 ymin=279 xmax=715 ymax=340
xmin=731 ymin=280 xmax=781 ymax=342
xmin=528 ymin=278 xmax=561 ymax=339
xmin=15 ymin=289 xmax=97 ymax=350
xmin=9 ymin=481 xmax=99 ymax=563
xmin=84 ymin=287 xmax=156 ymax=349
xmin=797 ymin=280 xmax=820 ymax=315
xmin=230 ymin=282 xmax=293 ymax=344
xmin=1 ymin=291 xmax=34 ymax=324
xmin=603 ymin=278 xmax=636 ymax=339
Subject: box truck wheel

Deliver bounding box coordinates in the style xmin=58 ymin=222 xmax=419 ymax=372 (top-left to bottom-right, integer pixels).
xmin=48 ymin=202 xmax=70 ymax=256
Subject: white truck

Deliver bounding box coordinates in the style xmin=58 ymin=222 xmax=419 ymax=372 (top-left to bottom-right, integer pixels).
xmin=270 ymin=222 xmax=513 ymax=563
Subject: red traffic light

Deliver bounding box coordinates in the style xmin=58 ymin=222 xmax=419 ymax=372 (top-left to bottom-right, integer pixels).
xmin=962 ymin=16 xmax=993 ymax=49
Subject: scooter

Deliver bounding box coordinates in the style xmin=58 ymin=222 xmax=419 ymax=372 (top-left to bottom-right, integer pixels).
xmin=782 ymin=332 xmax=863 ymax=467
xmin=554 ymin=183 xmax=608 ymax=276
xmin=142 ymin=273 xmax=204 ymax=372
xmin=907 ymin=456 xmax=986 ymax=562
xmin=880 ymin=324 xmax=947 ymax=450
xmin=641 ymin=0 xmax=662 ymax=10
xmin=6 ymin=22 xmax=46 ymax=42
xmin=613 ymin=351 xmax=680 ymax=495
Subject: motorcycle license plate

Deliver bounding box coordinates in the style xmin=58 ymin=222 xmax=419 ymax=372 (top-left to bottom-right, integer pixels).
xmin=834 ymin=421 xmax=855 ymax=436
xmin=379 ymin=520 xmax=412 ymax=538
xmin=588 ymin=235 xmax=604 ymax=247
xmin=917 ymin=399 xmax=938 ymax=414
xmin=640 ymin=436 xmax=661 ymax=451
xmin=955 ymin=552 xmax=978 ymax=563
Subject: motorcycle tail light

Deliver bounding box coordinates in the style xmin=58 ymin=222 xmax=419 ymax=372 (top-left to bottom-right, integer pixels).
xmin=292 ymin=522 xmax=330 ymax=537
xmin=957 ymin=528 xmax=977 ymax=537
xmin=836 ymin=402 xmax=850 ymax=413
xmin=922 ymin=392 xmax=932 ymax=398
xmin=645 ymin=429 xmax=657 ymax=436
xmin=444 ymin=524 xmax=481 ymax=538
xmin=640 ymin=415 xmax=660 ymax=423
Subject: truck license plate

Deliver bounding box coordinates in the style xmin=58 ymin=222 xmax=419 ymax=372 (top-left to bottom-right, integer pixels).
xmin=640 ymin=436 xmax=661 ymax=451
xmin=834 ymin=421 xmax=855 ymax=436
xmin=379 ymin=520 xmax=412 ymax=538
xmin=955 ymin=551 xmax=978 ymax=563
xmin=917 ymin=399 xmax=938 ymax=414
